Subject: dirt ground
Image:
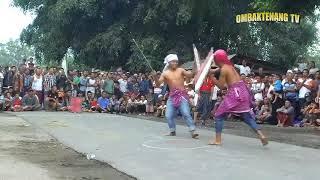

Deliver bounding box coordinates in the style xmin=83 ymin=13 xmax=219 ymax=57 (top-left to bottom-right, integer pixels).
xmin=0 ymin=113 xmax=135 ymax=180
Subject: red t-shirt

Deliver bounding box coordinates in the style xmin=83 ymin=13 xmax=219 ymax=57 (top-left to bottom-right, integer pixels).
xmin=12 ymin=98 xmax=22 ymax=106
xmin=200 ymin=78 xmax=214 ymax=92
xmin=90 ymin=100 xmax=98 ymax=107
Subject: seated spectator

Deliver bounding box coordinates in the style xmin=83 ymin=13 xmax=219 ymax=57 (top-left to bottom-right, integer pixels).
xmin=256 ymin=97 xmax=272 ymax=124
xmin=276 ymin=100 xmax=295 ymax=127
xmin=0 ymin=93 xmax=4 ymax=111
xmin=119 ymin=99 xmax=128 ymax=114
xmin=137 ymin=96 xmax=147 ymax=115
xmin=127 ymin=96 xmax=138 ymax=114
xmin=45 ymin=85 xmax=59 ymax=111
xmin=22 ymin=89 xmax=41 ymax=111
xmin=146 ymin=89 xmax=154 ymax=115
xmin=11 ymin=93 xmax=23 ymax=112
xmin=97 ymin=91 xmax=110 ymax=113
xmin=302 ymin=102 xmax=320 ymax=127
xmin=60 ymin=90 xmax=72 ymax=111
xmin=156 ymin=100 xmax=166 ymax=117
xmin=4 ymin=92 xmax=12 ymax=111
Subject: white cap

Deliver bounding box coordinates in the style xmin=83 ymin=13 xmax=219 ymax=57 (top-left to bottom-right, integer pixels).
xmin=164 ymin=54 xmax=178 ymax=64
xmin=287 ymin=70 xmax=293 ymax=74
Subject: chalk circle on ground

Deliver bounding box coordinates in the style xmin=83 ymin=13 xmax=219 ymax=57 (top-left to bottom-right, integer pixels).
xmin=142 ymin=138 xmax=210 ymax=150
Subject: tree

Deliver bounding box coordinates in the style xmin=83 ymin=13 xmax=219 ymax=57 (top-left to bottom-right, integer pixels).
xmin=0 ymin=39 xmax=35 ymax=66
xmin=13 ymin=0 xmax=320 ymax=71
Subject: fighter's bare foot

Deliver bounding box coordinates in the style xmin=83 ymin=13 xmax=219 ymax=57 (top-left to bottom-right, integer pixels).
xmin=165 ymin=132 xmax=176 ymax=136
xmin=260 ymin=137 xmax=269 ymax=146
xmin=191 ymin=133 xmax=199 ymax=139
xmin=208 ymin=140 xmax=221 ymax=145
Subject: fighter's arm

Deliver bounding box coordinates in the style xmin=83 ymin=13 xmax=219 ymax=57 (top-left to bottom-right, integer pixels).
xmin=153 ymin=72 xmax=165 ymax=87
xmin=213 ymin=69 xmax=227 ymax=90
xmin=182 ymin=68 xmax=195 ymax=79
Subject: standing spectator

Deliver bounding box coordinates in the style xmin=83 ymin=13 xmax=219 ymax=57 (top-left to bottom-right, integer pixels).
xmin=234 ymin=59 xmax=251 ymax=76
xmin=31 ymin=67 xmax=44 ymax=106
xmin=308 ymin=61 xmax=319 ymax=75
xmin=197 ymin=75 xmax=214 ymax=126
xmin=103 ymin=73 xmax=114 ymax=95
xmin=22 ymin=69 xmax=32 ymax=96
xmin=86 ymin=73 xmax=97 ymax=98
xmin=283 ymin=72 xmax=298 ymax=112
xmin=56 ymin=72 xmax=68 ymax=91
xmin=79 ymin=71 xmax=88 ymax=95
xmin=297 ymin=69 xmax=313 ymax=110
xmin=118 ymin=75 xmax=128 ymax=94
xmin=43 ymin=68 xmax=57 ymax=98
xmin=0 ymin=66 xmax=3 ymax=95
xmin=3 ymin=66 xmax=15 ymax=89
xmin=13 ymin=67 xmax=23 ymax=94
xmin=71 ymin=70 xmax=80 ymax=96
xmin=251 ymin=75 xmax=265 ymax=102
xmin=22 ymin=89 xmax=41 ymax=111
xmin=139 ymin=75 xmax=150 ymax=96
xmin=276 ymin=100 xmax=295 ymax=127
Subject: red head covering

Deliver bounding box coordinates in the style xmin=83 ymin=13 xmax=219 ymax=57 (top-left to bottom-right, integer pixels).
xmin=214 ymin=49 xmax=233 ymax=66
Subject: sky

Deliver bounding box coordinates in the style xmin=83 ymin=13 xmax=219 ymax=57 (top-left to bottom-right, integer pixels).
xmin=0 ymin=0 xmax=34 ymax=43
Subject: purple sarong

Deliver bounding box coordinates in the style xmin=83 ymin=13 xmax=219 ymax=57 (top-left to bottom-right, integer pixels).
xmin=169 ymin=89 xmax=188 ymax=108
xmin=214 ymin=81 xmax=254 ymax=117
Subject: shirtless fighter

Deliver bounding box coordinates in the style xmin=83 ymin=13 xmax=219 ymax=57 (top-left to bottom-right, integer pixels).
xmin=209 ymin=49 xmax=268 ymax=146
xmin=153 ymin=54 xmax=199 ymax=139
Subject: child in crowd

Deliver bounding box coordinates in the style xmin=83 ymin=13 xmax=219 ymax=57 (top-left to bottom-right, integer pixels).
xmin=11 ymin=93 xmax=22 ymax=112
xmin=302 ymin=102 xmax=320 ymax=127
xmin=156 ymin=100 xmax=166 ymax=117
xmin=4 ymin=92 xmax=12 ymax=111
xmin=146 ymin=89 xmax=154 ymax=115
xmin=137 ymin=96 xmax=147 ymax=115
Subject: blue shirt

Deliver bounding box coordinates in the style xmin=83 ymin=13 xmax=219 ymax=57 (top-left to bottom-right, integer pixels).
xmin=283 ymin=82 xmax=297 ymax=99
xmin=98 ymin=97 xmax=110 ymax=109
xmin=139 ymin=80 xmax=150 ymax=94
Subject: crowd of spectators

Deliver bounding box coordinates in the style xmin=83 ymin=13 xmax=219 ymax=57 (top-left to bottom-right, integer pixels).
xmin=0 ymin=58 xmax=320 ymax=129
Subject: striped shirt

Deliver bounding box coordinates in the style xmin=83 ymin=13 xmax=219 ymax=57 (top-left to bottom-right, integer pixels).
xmin=44 ymin=74 xmax=56 ymax=91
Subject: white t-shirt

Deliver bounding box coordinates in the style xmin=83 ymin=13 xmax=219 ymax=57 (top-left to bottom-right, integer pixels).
xmin=309 ymin=68 xmax=319 ymax=75
xmin=86 ymin=78 xmax=96 ymax=93
xmin=188 ymin=90 xmax=195 ymax=97
xmin=298 ymin=79 xmax=312 ymax=99
xmin=153 ymin=81 xmax=163 ymax=94
xmin=267 ymin=85 xmax=274 ymax=99
xmin=235 ymin=64 xmax=251 ymax=76
xmin=211 ymin=86 xmax=220 ymax=100
xmin=32 ymin=75 xmax=43 ymax=91
xmin=251 ymin=82 xmax=265 ymax=101
xmin=0 ymin=72 xmax=4 ymax=79
xmin=118 ymin=79 xmax=128 ymax=93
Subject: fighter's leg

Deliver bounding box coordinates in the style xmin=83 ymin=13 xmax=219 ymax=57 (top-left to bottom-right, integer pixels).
xmin=165 ymin=98 xmax=177 ymax=135
xmin=209 ymin=114 xmax=227 ymax=145
xmin=178 ymin=99 xmax=198 ymax=138
xmin=241 ymin=112 xmax=268 ymax=146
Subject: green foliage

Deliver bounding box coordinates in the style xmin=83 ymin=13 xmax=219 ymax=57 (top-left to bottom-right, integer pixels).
xmin=13 ymin=0 xmax=320 ymax=71
xmin=0 ymin=39 xmax=34 ymax=66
